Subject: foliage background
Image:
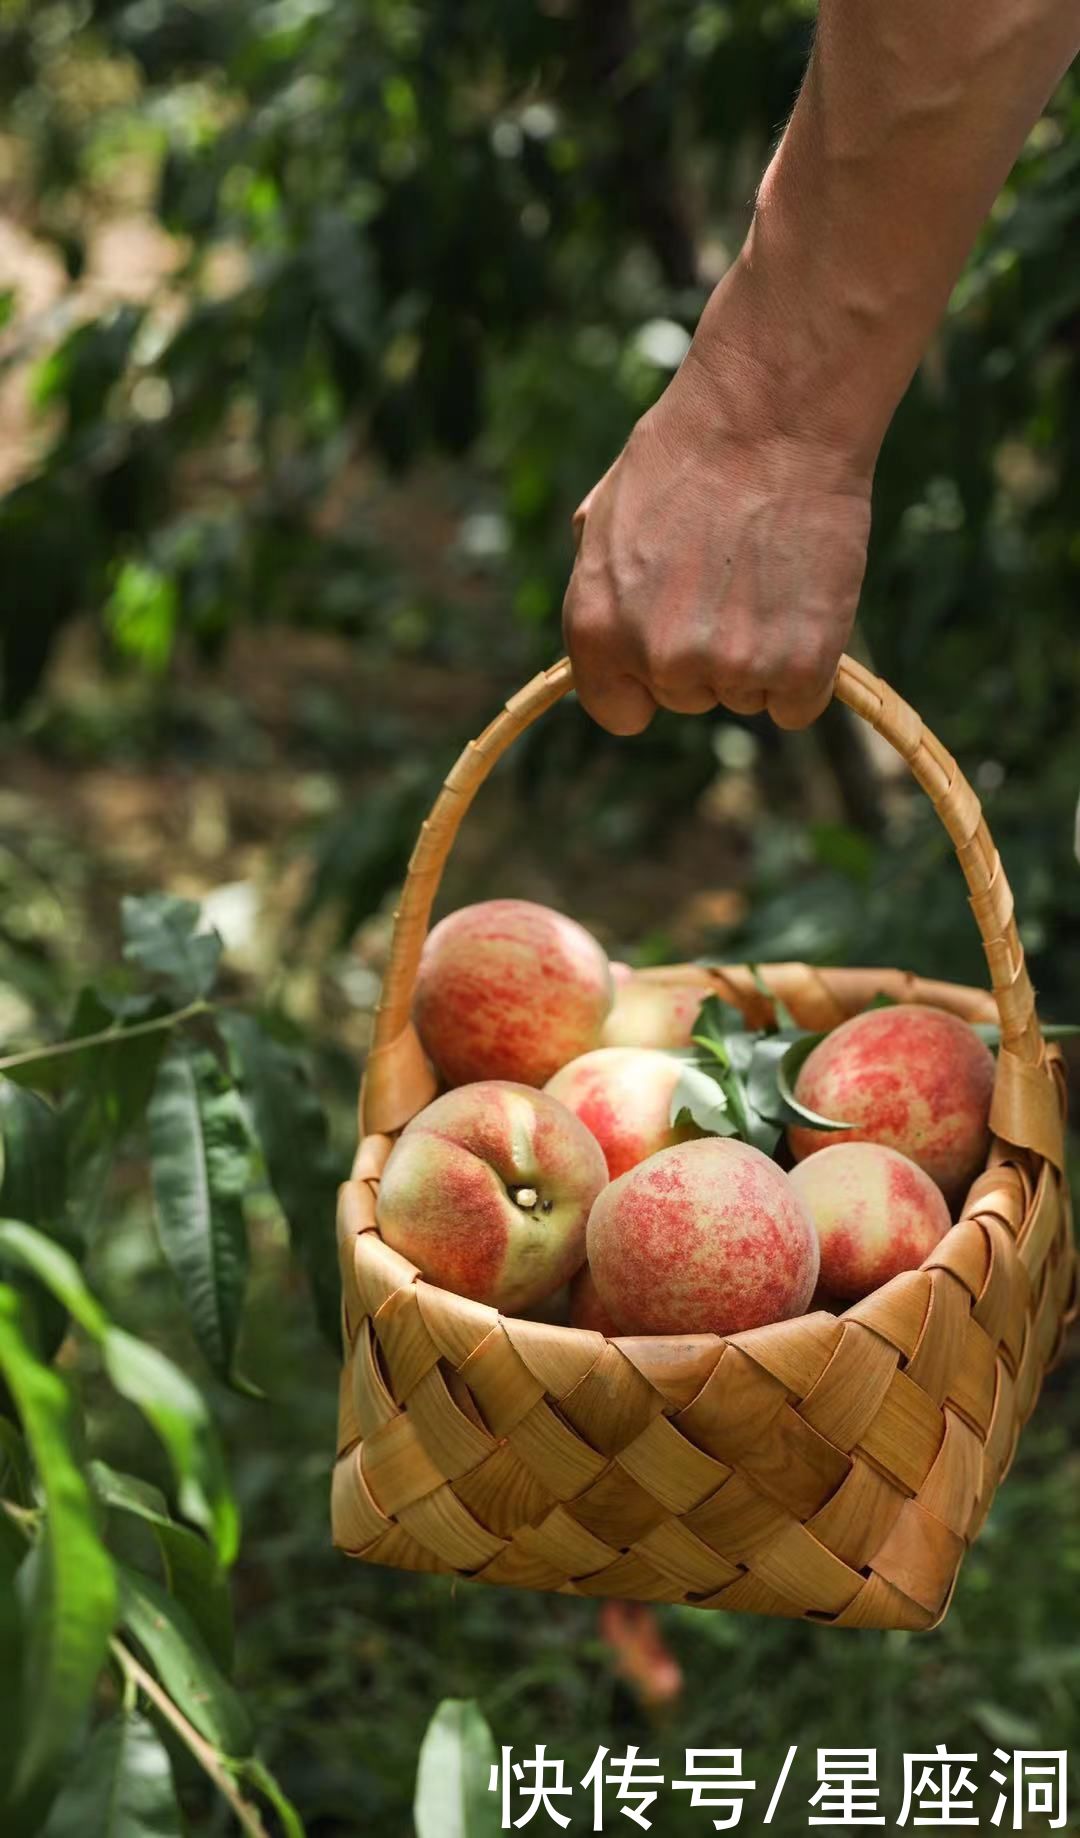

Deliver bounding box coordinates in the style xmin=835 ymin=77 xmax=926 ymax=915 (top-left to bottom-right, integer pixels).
xmin=0 ymin=1 xmax=1077 ymax=1832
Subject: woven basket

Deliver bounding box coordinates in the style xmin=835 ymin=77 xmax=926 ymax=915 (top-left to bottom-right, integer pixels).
xmin=332 ymin=655 xmax=1077 ymax=1630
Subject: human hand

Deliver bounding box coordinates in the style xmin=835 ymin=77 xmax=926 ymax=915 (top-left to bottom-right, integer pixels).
xmin=562 ymin=261 xmax=876 ymax=734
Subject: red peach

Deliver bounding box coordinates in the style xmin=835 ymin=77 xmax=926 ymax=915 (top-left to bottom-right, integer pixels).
xmin=544 ymin=1046 xmax=698 ymax=1179
xmin=587 ymin=1137 xmax=819 ymax=1337
xmin=376 ymin=1081 xmax=607 ymax=1313
xmin=569 ymin=1264 xmax=620 ymax=1334
xmin=788 ymin=1003 xmax=995 ymax=1199
xmin=789 ymin=1142 xmax=951 ymax=1299
xmin=414 ymin=899 xmax=613 ymax=1088
xmin=600 ymin=976 xmax=705 ymax=1051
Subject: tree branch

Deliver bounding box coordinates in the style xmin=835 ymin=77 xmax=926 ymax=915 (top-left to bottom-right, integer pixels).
xmin=109 ymin=1638 xmax=271 ymax=1838
xmin=0 ymin=1000 xmax=211 ymax=1074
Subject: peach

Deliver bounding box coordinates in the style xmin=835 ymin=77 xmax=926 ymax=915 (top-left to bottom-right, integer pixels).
xmin=789 ymin=1142 xmax=951 ymax=1299
xmin=375 ymin=1080 xmax=606 ymax=1314
xmin=788 ymin=1003 xmax=995 ymax=1198
xmin=587 ymin=1137 xmax=819 ymax=1337
xmin=569 ymin=1263 xmax=619 ymax=1335
xmin=544 ymin=1046 xmax=698 ymax=1179
xmin=600 ymin=976 xmax=705 ymax=1051
xmin=413 ymin=899 xmax=613 ymax=1088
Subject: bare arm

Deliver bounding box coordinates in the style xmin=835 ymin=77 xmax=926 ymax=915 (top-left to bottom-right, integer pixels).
xmin=564 ymin=1 xmax=1080 ymax=733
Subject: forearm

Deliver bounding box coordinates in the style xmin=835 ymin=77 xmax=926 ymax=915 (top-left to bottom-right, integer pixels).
xmin=693 ymin=0 xmax=1080 ymax=462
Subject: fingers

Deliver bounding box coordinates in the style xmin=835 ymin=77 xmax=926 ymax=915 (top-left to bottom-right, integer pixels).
xmin=651 ymin=681 xmax=721 ymax=716
xmin=566 ymin=465 xmax=853 ymax=737
xmin=571 ymin=499 xmax=591 ymax=553
xmin=766 ymin=679 xmax=835 ymax=730
xmin=764 ymin=652 xmax=838 ymax=729
xmin=573 ymin=664 xmax=657 ymax=735
xmin=714 ymin=685 xmax=767 ymax=718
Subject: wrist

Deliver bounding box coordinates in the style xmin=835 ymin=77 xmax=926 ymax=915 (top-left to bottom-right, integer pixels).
xmin=685 ymin=204 xmax=909 ymax=473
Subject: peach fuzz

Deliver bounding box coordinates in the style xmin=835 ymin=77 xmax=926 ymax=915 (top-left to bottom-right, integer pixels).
xmin=587 ymin=1137 xmax=819 ymax=1337
xmin=788 ymin=1003 xmax=995 ymax=1199
xmin=375 ymin=1081 xmax=607 ymax=1314
xmin=601 ymin=975 xmax=705 ymax=1051
xmin=545 ymin=1046 xmax=698 ymax=1180
xmin=413 ymin=898 xmax=613 ymax=1088
xmin=789 ymin=1142 xmax=951 ymax=1300
xmin=569 ymin=1264 xmax=619 ymax=1335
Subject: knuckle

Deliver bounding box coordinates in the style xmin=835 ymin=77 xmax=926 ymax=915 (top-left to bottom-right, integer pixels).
xmin=644 ymin=632 xmax=707 ymax=693
xmin=713 ymin=631 xmax=758 ymax=685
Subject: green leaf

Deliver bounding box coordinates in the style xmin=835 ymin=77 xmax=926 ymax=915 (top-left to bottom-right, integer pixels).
xmin=0 ymin=1221 xmax=108 ymax=1338
xmin=969 ymin=1700 xmax=1042 ymax=1749
xmin=118 ymin=1565 xmax=252 ymax=1758
xmin=0 ymin=1505 xmax=27 ymax=1811
xmin=687 ymin=993 xmax=747 ymax=1052
xmin=102 ymin=1329 xmax=238 ymax=1565
xmin=148 ymin=1043 xmax=254 ymax=1388
xmin=217 ymin=1013 xmax=343 ymax=1346
xmin=91 ymin=1463 xmax=233 ymax=1670
xmin=0 ymin=1414 xmax=33 ymax=1505
xmin=414 ymin=1699 xmax=499 ymax=1838
xmin=0 ymin=1080 xmax=65 ymax=1229
xmin=0 ymin=1079 xmax=77 ymax=1358
xmin=105 ymin=560 xmax=179 ymax=675
xmin=0 ymin=1222 xmax=237 ymax=1565
xmin=745 ymin=1034 xmax=801 ymax=1124
xmin=122 ymin=894 xmax=222 ymax=1004
xmin=668 ymin=1064 xmax=739 ymax=1137
xmin=234 ymin=1755 xmax=307 ymax=1838
xmin=62 ymin=990 xmax=171 ymax=1198
xmin=0 ymin=1285 xmax=117 ymax=1805
xmin=41 ymin=1711 xmax=182 ymax=1838
xmin=775 ymin=1034 xmax=855 ymax=1131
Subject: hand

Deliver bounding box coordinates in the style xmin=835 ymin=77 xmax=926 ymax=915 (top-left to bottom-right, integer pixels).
xmin=562 ymin=263 xmax=876 ymax=734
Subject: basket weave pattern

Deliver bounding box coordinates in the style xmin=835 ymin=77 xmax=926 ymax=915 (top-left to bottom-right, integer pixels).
xmin=333 ymin=659 xmax=1078 ymax=1629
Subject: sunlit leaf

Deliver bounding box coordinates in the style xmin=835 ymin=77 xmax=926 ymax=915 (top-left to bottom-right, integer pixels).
xmin=0 ymin=1286 xmax=117 ymax=1809
xmin=41 ymin=1711 xmax=182 ymax=1838
xmin=147 ymin=1043 xmax=254 ymax=1389
xmin=104 ymin=559 xmax=179 ymax=675
xmin=0 ymin=1222 xmax=237 ymax=1564
xmin=414 ymin=1699 xmax=499 ymax=1838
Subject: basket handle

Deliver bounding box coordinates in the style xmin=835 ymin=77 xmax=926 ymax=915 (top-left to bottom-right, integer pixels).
xmin=362 ymin=654 xmax=1061 ymax=1167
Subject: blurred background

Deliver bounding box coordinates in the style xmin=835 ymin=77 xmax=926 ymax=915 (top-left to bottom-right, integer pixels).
xmin=0 ymin=2 xmax=1078 ymax=1832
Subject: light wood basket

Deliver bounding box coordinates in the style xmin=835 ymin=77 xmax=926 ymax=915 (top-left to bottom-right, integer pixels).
xmin=332 ymin=656 xmax=1077 ymax=1629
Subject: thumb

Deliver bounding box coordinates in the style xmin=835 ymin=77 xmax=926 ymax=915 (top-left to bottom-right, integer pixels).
xmin=571 ymin=487 xmax=597 ymax=552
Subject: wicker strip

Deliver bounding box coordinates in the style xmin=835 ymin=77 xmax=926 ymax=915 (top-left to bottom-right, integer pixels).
xmin=334 ymin=656 xmax=1078 ymax=1627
